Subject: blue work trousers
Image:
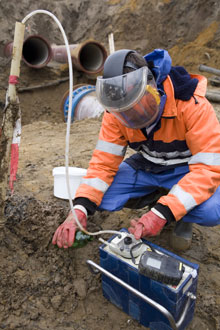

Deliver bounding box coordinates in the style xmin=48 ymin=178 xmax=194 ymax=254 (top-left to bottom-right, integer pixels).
xmin=99 ymin=162 xmax=220 ymax=226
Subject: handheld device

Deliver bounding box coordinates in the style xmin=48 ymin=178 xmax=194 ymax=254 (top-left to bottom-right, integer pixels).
xmin=138 ymin=249 xmax=184 ymax=286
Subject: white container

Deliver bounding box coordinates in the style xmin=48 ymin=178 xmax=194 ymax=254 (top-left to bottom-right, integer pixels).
xmin=53 ymin=166 xmax=87 ymax=199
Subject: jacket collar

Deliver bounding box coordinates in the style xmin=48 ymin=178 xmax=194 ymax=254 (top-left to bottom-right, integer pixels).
xmin=162 ymin=75 xmax=177 ymax=117
xmin=162 ymin=74 xmax=208 ymax=118
xmin=191 ymin=74 xmax=207 ymax=97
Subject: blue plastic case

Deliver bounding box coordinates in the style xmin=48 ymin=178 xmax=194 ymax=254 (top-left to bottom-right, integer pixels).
xmin=99 ymin=229 xmax=199 ymax=330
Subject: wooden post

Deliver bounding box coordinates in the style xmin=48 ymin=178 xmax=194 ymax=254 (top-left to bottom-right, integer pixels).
xmin=108 ymin=33 xmax=115 ymax=55
xmin=0 ymin=22 xmax=25 ymax=227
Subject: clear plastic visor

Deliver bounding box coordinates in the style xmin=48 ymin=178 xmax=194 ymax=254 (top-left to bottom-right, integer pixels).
xmin=96 ymin=67 xmax=160 ymax=129
xmin=96 ymin=66 xmax=148 ymax=111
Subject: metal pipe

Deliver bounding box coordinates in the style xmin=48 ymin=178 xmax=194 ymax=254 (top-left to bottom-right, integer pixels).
xmin=51 ymin=39 xmax=107 ymax=75
xmin=199 ymin=64 xmax=220 ymax=76
xmin=4 ymin=35 xmax=52 ymax=69
xmin=206 ymin=91 xmax=220 ymax=103
xmin=60 ymin=84 xmax=104 ymax=122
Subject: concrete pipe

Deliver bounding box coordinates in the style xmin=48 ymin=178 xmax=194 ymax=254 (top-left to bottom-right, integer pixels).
xmin=51 ymin=39 xmax=107 ymax=75
xmin=4 ymin=35 xmax=52 ymax=69
xmin=199 ymin=65 xmax=220 ymax=76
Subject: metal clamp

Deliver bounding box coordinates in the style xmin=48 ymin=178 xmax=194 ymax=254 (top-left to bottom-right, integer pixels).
xmin=86 ymin=259 xmax=196 ymax=330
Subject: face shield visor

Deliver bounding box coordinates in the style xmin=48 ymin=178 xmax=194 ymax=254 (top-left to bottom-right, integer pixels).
xmin=96 ymin=66 xmax=160 ymax=129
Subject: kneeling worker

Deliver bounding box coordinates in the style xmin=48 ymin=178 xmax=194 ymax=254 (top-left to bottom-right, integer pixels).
xmin=53 ymin=48 xmax=220 ymax=251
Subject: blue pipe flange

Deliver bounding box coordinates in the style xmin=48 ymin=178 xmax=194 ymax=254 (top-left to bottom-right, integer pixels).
xmin=63 ymin=85 xmax=96 ymax=122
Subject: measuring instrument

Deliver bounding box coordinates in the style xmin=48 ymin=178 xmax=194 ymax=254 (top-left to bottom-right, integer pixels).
xmin=87 ymin=229 xmax=199 ymax=330
xmin=106 ymin=231 xmax=185 ymax=286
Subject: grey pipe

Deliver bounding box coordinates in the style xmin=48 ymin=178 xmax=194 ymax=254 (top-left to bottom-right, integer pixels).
xmin=206 ymin=91 xmax=220 ymax=103
xmin=51 ymin=39 xmax=107 ymax=75
xmin=199 ymin=65 xmax=220 ymax=76
xmin=4 ymin=35 xmax=52 ymax=69
xmin=87 ymin=259 xmax=196 ymax=330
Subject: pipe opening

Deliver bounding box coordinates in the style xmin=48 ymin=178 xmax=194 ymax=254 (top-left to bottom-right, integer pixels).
xmin=79 ymin=43 xmax=105 ymax=72
xmin=22 ymin=36 xmax=52 ymax=67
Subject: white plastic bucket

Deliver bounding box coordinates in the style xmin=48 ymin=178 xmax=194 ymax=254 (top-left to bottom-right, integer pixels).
xmin=53 ymin=167 xmax=87 ymax=199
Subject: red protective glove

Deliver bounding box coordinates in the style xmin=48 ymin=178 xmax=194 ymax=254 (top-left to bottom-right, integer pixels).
xmin=52 ymin=208 xmax=87 ymax=248
xmin=128 ymin=210 xmax=167 ymax=240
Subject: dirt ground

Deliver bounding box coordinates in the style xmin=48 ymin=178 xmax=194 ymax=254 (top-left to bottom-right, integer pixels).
xmin=0 ymin=1 xmax=220 ymax=330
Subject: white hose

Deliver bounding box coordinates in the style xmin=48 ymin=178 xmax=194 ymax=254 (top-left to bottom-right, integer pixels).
xmin=22 ymin=10 xmax=121 ymax=237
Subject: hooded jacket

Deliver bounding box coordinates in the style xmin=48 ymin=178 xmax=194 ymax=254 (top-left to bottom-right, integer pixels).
xmin=74 ymin=50 xmax=220 ymax=221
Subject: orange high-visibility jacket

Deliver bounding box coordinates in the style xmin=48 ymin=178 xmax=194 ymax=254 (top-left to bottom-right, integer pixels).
xmin=75 ymin=74 xmax=220 ymax=221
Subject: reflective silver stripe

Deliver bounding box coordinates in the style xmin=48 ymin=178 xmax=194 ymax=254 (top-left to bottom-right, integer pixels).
xmin=189 ymin=152 xmax=220 ymax=166
xmin=169 ymin=184 xmax=197 ymax=212
xmin=81 ymin=177 xmax=109 ymax=193
xmin=140 ymin=150 xmax=191 ymax=166
xmin=142 ymin=145 xmax=192 ymax=159
xmin=96 ymin=140 xmax=127 ymax=157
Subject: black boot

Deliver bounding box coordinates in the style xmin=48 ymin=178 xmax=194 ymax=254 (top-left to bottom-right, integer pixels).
xmin=170 ymin=221 xmax=193 ymax=251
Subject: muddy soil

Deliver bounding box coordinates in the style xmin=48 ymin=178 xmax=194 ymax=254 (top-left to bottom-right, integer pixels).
xmin=0 ymin=1 xmax=220 ymax=329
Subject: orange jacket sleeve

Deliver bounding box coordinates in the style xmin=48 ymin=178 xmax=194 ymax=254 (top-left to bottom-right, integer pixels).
xmin=75 ymin=111 xmax=128 ymax=206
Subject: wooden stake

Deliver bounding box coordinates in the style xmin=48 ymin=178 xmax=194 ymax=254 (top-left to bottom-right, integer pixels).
xmin=108 ymin=33 xmax=115 ymax=55
xmin=0 ymin=22 xmax=25 ymax=227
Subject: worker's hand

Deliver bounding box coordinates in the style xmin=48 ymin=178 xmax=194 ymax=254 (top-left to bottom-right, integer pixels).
xmin=128 ymin=210 xmax=167 ymax=240
xmin=52 ymin=207 xmax=87 ymax=248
